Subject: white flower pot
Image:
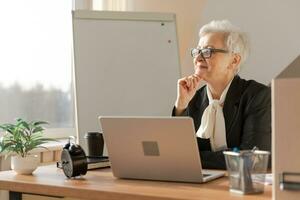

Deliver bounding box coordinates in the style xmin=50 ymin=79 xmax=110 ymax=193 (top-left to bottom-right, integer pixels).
xmin=11 ymin=154 xmax=39 ymax=175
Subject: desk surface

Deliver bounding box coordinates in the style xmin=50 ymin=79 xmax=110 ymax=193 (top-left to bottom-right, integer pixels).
xmin=0 ymin=165 xmax=271 ymax=200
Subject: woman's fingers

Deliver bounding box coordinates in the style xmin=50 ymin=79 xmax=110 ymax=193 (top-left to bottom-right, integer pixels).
xmin=187 ymin=76 xmax=193 ymax=89
xmin=178 ymin=74 xmax=202 ymax=92
xmin=187 ymin=75 xmax=202 ymax=90
xmin=176 ymin=74 xmax=203 ymax=110
xmin=178 ymin=77 xmax=188 ymax=89
xmin=192 ymin=74 xmax=202 ymax=88
xmin=191 ymin=76 xmax=198 ymax=90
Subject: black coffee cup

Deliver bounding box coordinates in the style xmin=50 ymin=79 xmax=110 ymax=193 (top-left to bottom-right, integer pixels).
xmin=84 ymin=132 xmax=104 ymax=157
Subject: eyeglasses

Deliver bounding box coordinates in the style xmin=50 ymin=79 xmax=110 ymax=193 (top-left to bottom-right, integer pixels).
xmin=190 ymin=47 xmax=228 ymax=59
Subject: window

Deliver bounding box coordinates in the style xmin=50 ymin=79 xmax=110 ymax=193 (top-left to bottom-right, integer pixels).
xmin=0 ymin=0 xmax=74 ymax=138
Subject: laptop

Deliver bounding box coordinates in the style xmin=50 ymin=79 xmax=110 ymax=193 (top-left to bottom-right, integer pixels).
xmin=99 ymin=116 xmax=225 ymax=183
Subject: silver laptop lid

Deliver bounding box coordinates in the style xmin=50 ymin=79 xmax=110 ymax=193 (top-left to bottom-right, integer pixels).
xmin=99 ymin=116 xmax=205 ymax=183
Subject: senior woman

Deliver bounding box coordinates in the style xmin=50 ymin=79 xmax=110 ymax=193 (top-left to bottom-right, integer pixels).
xmin=173 ymin=20 xmax=271 ymax=169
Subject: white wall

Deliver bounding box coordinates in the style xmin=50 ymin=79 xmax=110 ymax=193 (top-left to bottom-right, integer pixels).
xmin=126 ymin=0 xmax=300 ymax=84
xmin=200 ymin=0 xmax=300 ymax=84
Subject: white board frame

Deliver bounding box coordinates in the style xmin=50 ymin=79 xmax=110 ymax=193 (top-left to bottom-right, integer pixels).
xmin=72 ymin=10 xmax=181 ymax=151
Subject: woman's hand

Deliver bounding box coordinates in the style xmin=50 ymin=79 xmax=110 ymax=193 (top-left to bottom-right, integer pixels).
xmin=174 ymin=74 xmax=202 ymax=115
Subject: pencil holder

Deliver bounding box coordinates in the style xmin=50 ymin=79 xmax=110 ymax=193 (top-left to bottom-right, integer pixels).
xmin=223 ymin=150 xmax=270 ymax=194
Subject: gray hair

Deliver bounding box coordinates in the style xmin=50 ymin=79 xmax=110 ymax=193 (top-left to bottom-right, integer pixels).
xmin=199 ymin=20 xmax=249 ymax=72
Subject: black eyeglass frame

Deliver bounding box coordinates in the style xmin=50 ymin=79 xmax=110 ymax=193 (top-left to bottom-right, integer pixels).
xmin=190 ymin=48 xmax=228 ymax=59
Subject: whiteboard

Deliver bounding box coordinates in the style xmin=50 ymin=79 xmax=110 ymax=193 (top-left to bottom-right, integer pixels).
xmin=72 ymin=10 xmax=180 ymax=150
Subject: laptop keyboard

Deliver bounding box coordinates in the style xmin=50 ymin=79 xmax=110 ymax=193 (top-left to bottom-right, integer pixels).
xmin=202 ymin=173 xmax=211 ymax=177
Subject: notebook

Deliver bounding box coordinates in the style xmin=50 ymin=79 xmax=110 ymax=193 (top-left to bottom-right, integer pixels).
xmin=86 ymin=156 xmax=110 ymax=170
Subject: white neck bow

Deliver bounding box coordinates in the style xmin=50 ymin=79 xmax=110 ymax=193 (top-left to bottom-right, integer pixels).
xmin=196 ymin=80 xmax=233 ymax=152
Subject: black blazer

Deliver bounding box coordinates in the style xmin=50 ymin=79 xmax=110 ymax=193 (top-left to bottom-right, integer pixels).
xmin=172 ymin=75 xmax=271 ymax=169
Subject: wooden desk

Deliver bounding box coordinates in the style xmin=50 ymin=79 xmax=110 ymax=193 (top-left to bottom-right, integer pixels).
xmin=0 ymin=165 xmax=271 ymax=200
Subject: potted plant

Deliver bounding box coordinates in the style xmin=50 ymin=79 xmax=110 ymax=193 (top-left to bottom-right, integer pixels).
xmin=0 ymin=118 xmax=56 ymax=174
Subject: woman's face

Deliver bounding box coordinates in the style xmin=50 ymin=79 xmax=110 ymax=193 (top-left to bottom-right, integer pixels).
xmin=194 ymin=32 xmax=237 ymax=83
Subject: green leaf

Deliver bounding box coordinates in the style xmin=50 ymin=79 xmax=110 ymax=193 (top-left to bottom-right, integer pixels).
xmin=32 ymin=127 xmax=44 ymax=133
xmin=17 ymin=120 xmax=30 ymax=132
xmin=33 ymin=121 xmax=48 ymax=126
xmin=0 ymin=124 xmax=14 ymax=134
